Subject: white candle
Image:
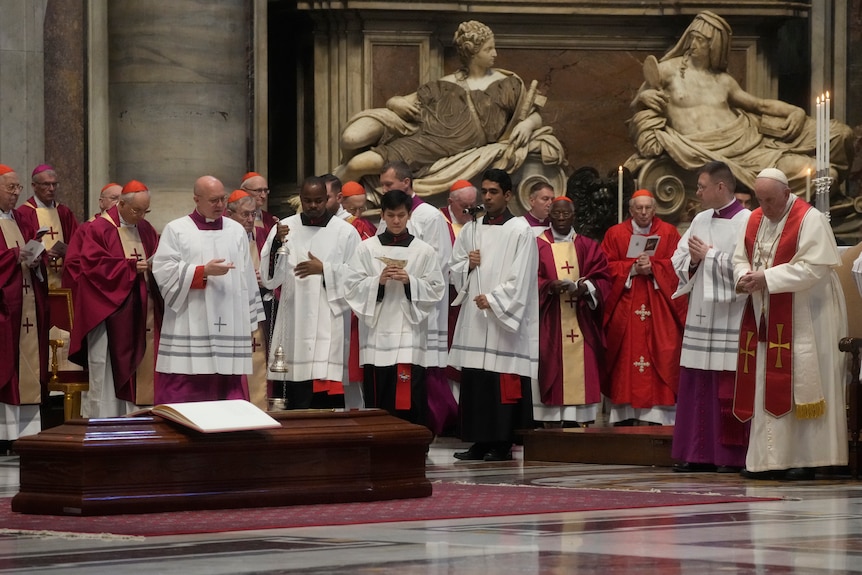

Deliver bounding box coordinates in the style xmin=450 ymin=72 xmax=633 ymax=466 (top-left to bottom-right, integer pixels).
xmin=825 ymin=91 xmax=830 ymax=176
xmin=618 ymin=166 xmax=624 ymax=224
xmin=805 ymin=168 xmax=811 ymax=203
xmin=816 ymin=96 xmax=822 ymax=175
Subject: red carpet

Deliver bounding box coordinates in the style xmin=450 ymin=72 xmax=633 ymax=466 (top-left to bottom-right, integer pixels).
xmin=0 ymin=483 xmax=776 ymax=537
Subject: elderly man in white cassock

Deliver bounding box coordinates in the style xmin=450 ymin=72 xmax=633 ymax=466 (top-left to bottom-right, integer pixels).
xmin=732 ymin=167 xmax=847 ymax=480
xmin=260 ymin=176 xmax=361 ymax=409
xmin=152 ymin=175 xmax=265 ymax=403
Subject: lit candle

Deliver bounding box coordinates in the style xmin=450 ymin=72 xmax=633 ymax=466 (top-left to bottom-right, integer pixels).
xmin=618 ymin=166 xmax=624 ymax=224
xmin=805 ymin=168 xmax=811 ymax=203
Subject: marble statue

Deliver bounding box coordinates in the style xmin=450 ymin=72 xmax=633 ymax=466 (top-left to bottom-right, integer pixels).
xmin=336 ymin=20 xmax=565 ymax=202
xmin=625 ymin=11 xmax=853 ymax=198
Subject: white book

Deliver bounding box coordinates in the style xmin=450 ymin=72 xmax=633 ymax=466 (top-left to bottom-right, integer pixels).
xmin=143 ymin=399 xmax=281 ymax=433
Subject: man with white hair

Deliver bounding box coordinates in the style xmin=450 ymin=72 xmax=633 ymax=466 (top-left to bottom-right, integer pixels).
xmin=240 ymin=171 xmax=278 ymax=233
xmin=225 ymin=189 xmax=269 ymax=410
xmin=733 ymin=167 xmax=847 ymax=480
xmin=64 ymin=180 xmax=160 ymax=417
xmin=0 ymin=164 xmax=47 ymax=446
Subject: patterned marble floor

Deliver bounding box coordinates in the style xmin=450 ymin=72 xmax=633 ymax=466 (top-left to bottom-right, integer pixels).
xmin=2 ymin=437 xmax=862 ymax=574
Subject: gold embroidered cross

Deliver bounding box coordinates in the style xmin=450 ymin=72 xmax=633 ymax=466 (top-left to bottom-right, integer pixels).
xmin=739 ymin=330 xmax=756 ymax=373
xmin=768 ymin=323 xmax=790 ymax=369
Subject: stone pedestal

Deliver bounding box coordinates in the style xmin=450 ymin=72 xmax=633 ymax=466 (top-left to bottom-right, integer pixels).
xmin=12 ymin=409 xmax=432 ymax=516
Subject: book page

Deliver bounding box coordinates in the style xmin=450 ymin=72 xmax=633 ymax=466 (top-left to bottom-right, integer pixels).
xmin=152 ymin=399 xmax=281 ymax=433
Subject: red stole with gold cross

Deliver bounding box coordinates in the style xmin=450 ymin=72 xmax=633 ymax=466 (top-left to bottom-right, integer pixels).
xmin=733 ymin=200 xmax=809 ymax=422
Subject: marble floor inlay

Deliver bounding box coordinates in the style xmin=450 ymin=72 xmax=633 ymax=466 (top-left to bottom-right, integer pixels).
xmin=2 ymin=437 xmax=862 ymax=574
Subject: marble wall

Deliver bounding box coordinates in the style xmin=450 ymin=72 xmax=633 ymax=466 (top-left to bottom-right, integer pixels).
xmin=0 ymin=0 xmax=47 ymax=203
xmin=107 ymin=0 xmax=251 ymax=232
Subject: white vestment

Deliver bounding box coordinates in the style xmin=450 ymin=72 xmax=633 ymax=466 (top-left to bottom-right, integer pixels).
xmin=344 ymin=235 xmax=444 ymax=367
xmin=673 ymin=207 xmax=751 ymax=369
xmin=377 ymin=200 xmax=451 ymax=367
xmin=153 ymin=216 xmax=265 ymax=374
xmin=448 ymin=215 xmax=539 ymax=378
xmin=260 ymin=215 xmax=360 ymax=382
xmin=732 ymin=198 xmax=848 ymax=471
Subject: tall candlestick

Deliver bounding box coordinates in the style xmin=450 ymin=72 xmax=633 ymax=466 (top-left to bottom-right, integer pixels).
xmin=618 ymin=166 xmax=624 ymax=224
xmin=805 ymin=168 xmax=811 ymax=203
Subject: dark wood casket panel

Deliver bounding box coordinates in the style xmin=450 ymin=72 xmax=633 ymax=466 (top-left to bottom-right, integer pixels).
xmin=12 ymin=409 xmax=432 ymax=516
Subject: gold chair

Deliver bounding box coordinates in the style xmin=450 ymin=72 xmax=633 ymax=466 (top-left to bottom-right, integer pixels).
xmin=47 ymin=288 xmax=89 ymax=420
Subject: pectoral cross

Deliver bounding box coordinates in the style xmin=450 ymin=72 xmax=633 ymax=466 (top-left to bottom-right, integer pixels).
xmin=633 ymin=356 xmax=650 ymax=373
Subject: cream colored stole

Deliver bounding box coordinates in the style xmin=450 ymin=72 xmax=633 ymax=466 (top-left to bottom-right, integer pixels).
xmin=550 ymin=240 xmax=586 ymax=405
xmin=32 ymin=206 xmax=64 ymax=288
xmin=248 ymin=236 xmax=267 ymax=409
xmin=116 ymin=224 xmax=154 ymax=405
xmin=0 ymin=220 xmax=41 ymax=403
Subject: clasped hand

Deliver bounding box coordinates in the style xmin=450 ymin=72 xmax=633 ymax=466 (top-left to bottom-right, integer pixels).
xmin=379 ymin=264 xmax=409 ymax=285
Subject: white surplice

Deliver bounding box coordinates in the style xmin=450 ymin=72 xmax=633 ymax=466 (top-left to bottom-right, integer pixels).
xmin=153 ymin=216 xmax=265 ymax=375
xmin=377 ymin=201 xmax=451 ymax=367
xmin=732 ymin=197 xmax=848 ymax=471
xmin=673 ymin=207 xmax=750 ymax=370
xmin=260 ymin=215 xmax=360 ymax=382
xmin=448 ymin=215 xmax=539 ymax=379
xmin=343 ymin=235 xmax=445 ymax=366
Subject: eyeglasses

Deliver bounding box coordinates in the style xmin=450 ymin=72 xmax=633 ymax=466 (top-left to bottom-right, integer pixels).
xmin=549 ymin=210 xmax=573 ymax=218
xmin=208 ymin=196 xmax=228 ymax=205
xmin=128 ymin=207 xmax=151 ymax=216
xmin=4 ymin=184 xmax=23 ymax=193
xmin=35 ymin=181 xmax=59 ymax=188
xmin=244 ymin=187 xmax=270 ymax=195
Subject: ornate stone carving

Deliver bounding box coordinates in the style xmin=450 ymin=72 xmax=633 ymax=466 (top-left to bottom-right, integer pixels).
xmin=625 ymin=11 xmax=855 ymax=227
xmin=334 ymin=20 xmax=566 ymax=210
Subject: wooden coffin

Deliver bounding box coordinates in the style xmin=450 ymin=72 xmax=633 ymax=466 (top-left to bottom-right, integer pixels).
xmin=12 ymin=409 xmax=432 ymax=516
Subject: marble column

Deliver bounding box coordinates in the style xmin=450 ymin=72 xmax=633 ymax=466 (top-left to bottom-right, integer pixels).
xmin=0 ymin=0 xmax=47 ymax=208
xmin=107 ymin=0 xmax=251 ymax=232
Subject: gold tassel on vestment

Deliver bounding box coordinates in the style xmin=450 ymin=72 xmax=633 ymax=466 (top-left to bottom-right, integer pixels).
xmin=795 ymin=399 xmax=826 ymax=420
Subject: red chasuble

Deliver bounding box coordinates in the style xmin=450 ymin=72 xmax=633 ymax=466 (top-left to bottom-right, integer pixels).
xmin=537 ymin=231 xmax=610 ymax=406
xmin=64 ymin=206 xmax=161 ymax=403
xmin=733 ymin=200 xmax=809 ymax=422
xmin=0 ymin=216 xmax=48 ymax=405
xmin=15 ymin=198 xmax=79 ymax=289
xmin=600 ymin=217 xmax=687 ymax=408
